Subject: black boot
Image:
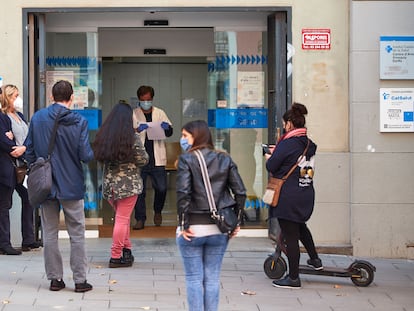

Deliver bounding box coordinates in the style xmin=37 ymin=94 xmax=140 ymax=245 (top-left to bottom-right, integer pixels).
xmin=109 ymin=257 xmax=130 ymax=268
xmin=122 ymin=248 xmax=134 ymax=266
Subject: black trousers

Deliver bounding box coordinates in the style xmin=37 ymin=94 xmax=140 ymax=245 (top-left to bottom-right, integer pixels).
xmin=278 ymin=218 xmax=319 ymax=279
xmin=15 ymin=183 xmax=36 ymax=245
xmin=0 ymin=184 xmax=14 ymax=248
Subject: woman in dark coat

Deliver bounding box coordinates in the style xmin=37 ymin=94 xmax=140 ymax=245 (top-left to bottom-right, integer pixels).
xmin=0 ymin=85 xmax=27 ymax=255
xmin=266 ymin=103 xmax=322 ymax=289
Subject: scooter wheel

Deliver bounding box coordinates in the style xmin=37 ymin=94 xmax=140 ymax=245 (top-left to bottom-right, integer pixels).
xmin=263 ymin=255 xmax=287 ymax=279
xmin=350 ymin=261 xmax=375 ymax=287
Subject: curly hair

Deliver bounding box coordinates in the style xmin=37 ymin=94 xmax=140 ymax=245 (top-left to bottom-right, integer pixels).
xmin=283 ymin=102 xmax=308 ymax=128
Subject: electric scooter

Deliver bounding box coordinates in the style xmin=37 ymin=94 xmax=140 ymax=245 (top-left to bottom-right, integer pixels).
xmin=263 ymin=231 xmax=376 ymax=287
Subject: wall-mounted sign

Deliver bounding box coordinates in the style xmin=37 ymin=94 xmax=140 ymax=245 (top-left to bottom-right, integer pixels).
xmin=302 ymin=28 xmax=331 ymax=50
xmin=380 ymin=88 xmax=414 ymax=132
xmin=380 ymin=36 xmax=414 ymax=79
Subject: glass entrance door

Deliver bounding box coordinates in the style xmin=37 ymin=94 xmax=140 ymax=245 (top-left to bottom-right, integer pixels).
xmin=45 ymin=31 xmax=103 ymax=229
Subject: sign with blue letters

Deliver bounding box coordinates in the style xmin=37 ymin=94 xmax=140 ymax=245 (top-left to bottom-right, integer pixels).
xmin=208 ymin=108 xmax=268 ymax=129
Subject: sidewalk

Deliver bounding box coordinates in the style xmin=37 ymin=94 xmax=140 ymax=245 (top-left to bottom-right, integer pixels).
xmin=1 ymin=237 xmax=413 ymax=311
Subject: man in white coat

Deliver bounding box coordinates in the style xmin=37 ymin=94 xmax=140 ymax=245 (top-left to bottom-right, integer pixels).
xmin=132 ymin=85 xmax=173 ymax=230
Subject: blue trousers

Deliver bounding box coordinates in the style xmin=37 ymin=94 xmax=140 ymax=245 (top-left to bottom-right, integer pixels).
xmin=177 ymin=233 xmax=228 ymax=311
xmin=134 ymin=165 xmax=167 ymax=222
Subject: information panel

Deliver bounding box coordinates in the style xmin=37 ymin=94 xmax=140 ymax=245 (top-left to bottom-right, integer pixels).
xmin=380 ymin=36 xmax=414 ymax=79
xmin=380 ymin=88 xmax=414 ymax=132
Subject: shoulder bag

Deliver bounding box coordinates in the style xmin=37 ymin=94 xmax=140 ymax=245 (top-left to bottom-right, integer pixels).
xmin=263 ymin=139 xmax=309 ymax=206
xmin=27 ymin=111 xmax=68 ymax=206
xmin=194 ymin=149 xmax=239 ymax=234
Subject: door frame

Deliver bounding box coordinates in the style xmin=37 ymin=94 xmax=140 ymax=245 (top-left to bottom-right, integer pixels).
xmin=22 ymin=6 xmax=292 ymax=122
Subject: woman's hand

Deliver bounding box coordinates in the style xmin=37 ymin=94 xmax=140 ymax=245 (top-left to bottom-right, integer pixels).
xmin=178 ymin=228 xmax=195 ymax=241
xmin=229 ymin=226 xmax=240 ymax=239
xmin=264 ymin=145 xmax=275 ymax=161
xmin=5 ymin=131 xmax=14 ymax=140
xmin=10 ymin=145 xmax=26 ymax=158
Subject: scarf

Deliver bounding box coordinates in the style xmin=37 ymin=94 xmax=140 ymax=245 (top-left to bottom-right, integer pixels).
xmin=275 ymin=128 xmax=307 ymax=149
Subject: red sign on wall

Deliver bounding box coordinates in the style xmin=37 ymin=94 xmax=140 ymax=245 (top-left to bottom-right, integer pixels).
xmin=302 ymin=28 xmax=331 ymax=50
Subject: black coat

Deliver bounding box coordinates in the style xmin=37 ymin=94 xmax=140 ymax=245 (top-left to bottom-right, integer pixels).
xmin=0 ymin=113 xmax=16 ymax=188
xmin=266 ymin=135 xmax=317 ymax=223
xmin=176 ymin=148 xmax=246 ymax=229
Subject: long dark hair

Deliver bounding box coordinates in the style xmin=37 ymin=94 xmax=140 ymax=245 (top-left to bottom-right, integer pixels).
xmin=283 ymin=102 xmax=308 ymax=128
xmin=182 ymin=120 xmax=214 ymax=151
xmin=93 ymin=102 xmax=136 ymax=162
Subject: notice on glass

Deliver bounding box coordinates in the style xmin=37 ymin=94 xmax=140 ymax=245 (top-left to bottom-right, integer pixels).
xmin=380 ymin=88 xmax=414 ymax=132
xmin=237 ymin=71 xmax=264 ymax=107
xmin=46 ymin=71 xmax=74 ymax=106
xmin=139 ymin=122 xmax=166 ymax=140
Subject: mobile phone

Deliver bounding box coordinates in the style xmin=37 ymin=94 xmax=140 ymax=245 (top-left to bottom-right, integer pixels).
xmin=262 ymin=144 xmax=271 ymax=155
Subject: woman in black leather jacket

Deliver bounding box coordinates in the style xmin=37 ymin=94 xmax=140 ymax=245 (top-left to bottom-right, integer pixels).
xmin=176 ymin=120 xmax=246 ymax=311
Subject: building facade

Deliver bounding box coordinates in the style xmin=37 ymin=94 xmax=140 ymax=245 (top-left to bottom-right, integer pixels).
xmin=2 ymin=0 xmax=413 ymax=258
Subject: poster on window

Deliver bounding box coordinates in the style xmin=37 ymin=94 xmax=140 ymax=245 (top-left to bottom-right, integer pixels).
xmin=237 ymin=71 xmax=264 ymax=108
xmin=46 ymin=71 xmax=75 ymax=106
xmin=72 ymin=86 xmax=89 ymax=109
xmin=380 ymin=88 xmax=414 ymax=132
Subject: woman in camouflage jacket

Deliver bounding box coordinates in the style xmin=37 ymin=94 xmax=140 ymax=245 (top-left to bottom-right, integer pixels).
xmin=93 ymin=102 xmax=148 ymax=268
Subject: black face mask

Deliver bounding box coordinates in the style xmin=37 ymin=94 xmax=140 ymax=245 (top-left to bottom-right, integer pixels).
xmin=282 ymin=128 xmax=287 ymax=134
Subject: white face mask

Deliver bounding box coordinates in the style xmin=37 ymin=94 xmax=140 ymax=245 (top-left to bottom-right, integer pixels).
xmin=14 ymin=96 xmax=23 ymax=112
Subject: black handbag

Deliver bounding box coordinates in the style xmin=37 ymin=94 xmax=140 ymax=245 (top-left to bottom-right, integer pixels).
xmin=194 ymin=149 xmax=239 ymax=234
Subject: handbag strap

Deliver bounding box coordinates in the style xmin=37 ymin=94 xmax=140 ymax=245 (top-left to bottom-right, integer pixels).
xmin=48 ymin=110 xmax=70 ymax=156
xmin=194 ymin=149 xmax=218 ymax=217
xmin=281 ymin=139 xmax=310 ymax=180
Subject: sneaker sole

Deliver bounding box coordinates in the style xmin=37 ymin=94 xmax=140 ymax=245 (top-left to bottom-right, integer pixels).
xmin=74 ymin=287 xmax=92 ymax=293
xmin=108 ymin=263 xmax=132 ymax=268
xmin=272 ymin=283 xmax=301 ymax=289
xmin=307 ymin=264 xmax=324 ymax=271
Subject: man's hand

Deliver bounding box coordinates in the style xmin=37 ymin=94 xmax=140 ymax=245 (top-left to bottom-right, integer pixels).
xmin=137 ymin=123 xmax=149 ymax=132
xmin=161 ymin=122 xmax=170 ymax=130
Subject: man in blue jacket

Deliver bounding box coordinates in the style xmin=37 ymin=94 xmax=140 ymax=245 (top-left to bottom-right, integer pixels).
xmin=25 ymin=80 xmax=94 ymax=293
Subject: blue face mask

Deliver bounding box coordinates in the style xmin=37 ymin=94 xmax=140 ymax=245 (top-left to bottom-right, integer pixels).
xmin=180 ymin=137 xmax=192 ymax=152
xmin=139 ymin=101 xmax=153 ymax=110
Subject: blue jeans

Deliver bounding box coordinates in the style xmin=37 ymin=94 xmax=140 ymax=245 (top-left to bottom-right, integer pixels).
xmin=177 ymin=233 xmax=229 ymax=311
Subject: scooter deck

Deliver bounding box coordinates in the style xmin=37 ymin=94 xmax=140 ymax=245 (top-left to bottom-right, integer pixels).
xmin=299 ymin=265 xmax=354 ymax=278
